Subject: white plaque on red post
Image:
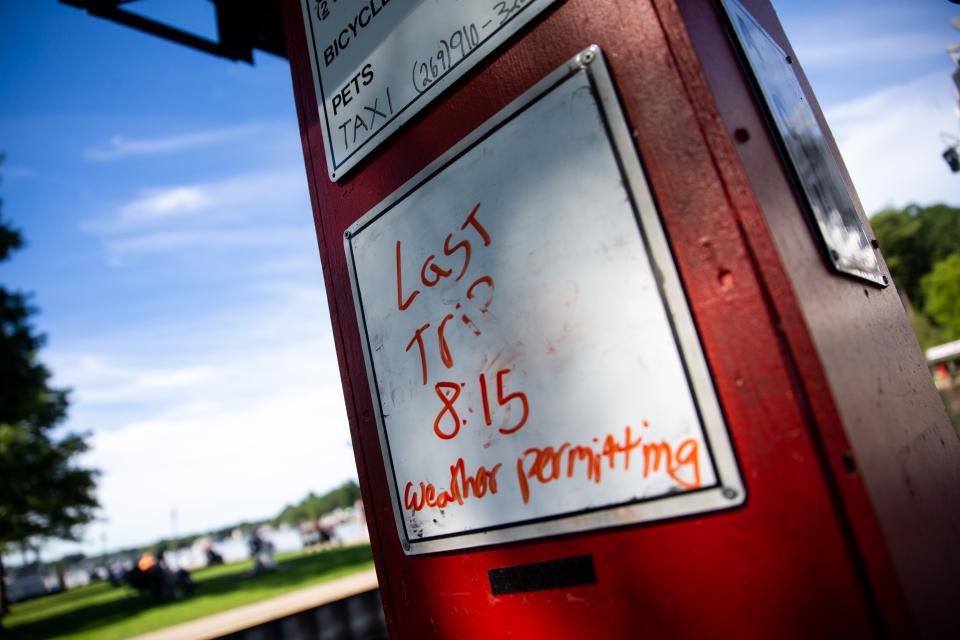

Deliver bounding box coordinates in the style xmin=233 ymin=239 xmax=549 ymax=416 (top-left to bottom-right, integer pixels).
xmin=299 ymin=0 xmax=561 ymax=180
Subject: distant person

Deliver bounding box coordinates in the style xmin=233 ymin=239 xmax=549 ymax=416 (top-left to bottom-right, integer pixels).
xmin=126 ymin=551 xmax=194 ymax=602
xmin=318 ymin=525 xmax=331 ymax=545
xmin=108 ymin=561 xmax=125 ymax=586
xmin=127 ymin=553 xmax=173 ymax=602
xmin=249 ymin=529 xmax=276 ymax=574
xmin=174 ymin=567 xmax=195 ymax=597
xmin=136 ymin=552 xmax=155 ymax=575
xmin=204 ymin=544 xmax=224 ymax=566
xmin=319 ymin=524 xmax=340 ymax=546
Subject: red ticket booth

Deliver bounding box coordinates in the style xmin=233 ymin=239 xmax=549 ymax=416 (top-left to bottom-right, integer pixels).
xmin=279 ymin=0 xmax=960 ymax=637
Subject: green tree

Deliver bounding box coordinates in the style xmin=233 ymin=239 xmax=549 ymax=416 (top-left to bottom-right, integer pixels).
xmin=871 ymin=203 xmax=960 ymax=348
xmin=922 ymin=253 xmax=960 ymax=340
xmin=871 ymin=207 xmax=925 ymax=303
xmin=0 ymin=176 xmax=98 ymax=617
xmin=872 ymin=203 xmax=960 ymax=309
xmin=275 ymin=481 xmax=361 ymax=526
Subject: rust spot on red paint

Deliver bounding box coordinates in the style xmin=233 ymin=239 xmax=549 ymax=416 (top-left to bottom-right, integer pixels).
xmin=719 ymin=269 xmax=734 ymax=290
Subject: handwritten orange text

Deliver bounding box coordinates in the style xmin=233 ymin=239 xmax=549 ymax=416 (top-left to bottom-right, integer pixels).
xmin=395 ymin=202 xmax=490 ymax=313
xmin=393 ymin=202 xmax=530 ymax=445
xmin=397 ymin=203 xmax=494 ymax=385
xmin=431 ymin=368 xmax=529 ymax=441
xmin=515 ymin=426 xmax=701 ymax=504
xmin=404 ymin=457 xmax=503 ymax=513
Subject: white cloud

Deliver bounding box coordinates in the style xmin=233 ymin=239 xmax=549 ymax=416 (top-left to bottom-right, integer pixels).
xmin=85 ymin=125 xmax=264 ymax=161
xmin=52 ymin=356 xmax=216 ymax=405
xmin=120 ymin=186 xmax=213 ymax=221
xmin=825 ymin=72 xmax=960 ymax=213
xmin=107 ymin=170 xmax=306 ymax=227
xmin=777 ymin=1 xmax=950 ymax=62
xmin=46 ymin=276 xmax=354 ymax=552
xmin=84 ymin=168 xmax=311 ymax=262
xmin=796 ymin=31 xmax=945 ymax=69
xmin=85 ymin=381 xmax=355 ymax=551
xmin=105 ymin=227 xmax=304 ymax=257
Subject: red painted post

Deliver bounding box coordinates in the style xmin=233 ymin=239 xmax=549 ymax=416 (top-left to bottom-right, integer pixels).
xmin=279 ymin=0 xmax=960 ymax=636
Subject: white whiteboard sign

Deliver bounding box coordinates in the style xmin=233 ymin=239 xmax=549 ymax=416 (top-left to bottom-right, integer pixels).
xmin=346 ymin=48 xmax=744 ymax=554
xmin=299 ymin=0 xmax=560 ymax=180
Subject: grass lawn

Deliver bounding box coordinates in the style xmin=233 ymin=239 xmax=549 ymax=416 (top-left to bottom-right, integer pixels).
xmin=3 ymin=544 xmax=374 ymax=640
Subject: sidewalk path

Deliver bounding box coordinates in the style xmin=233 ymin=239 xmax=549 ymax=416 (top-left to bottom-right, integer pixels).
xmin=133 ymin=569 xmax=379 ymax=640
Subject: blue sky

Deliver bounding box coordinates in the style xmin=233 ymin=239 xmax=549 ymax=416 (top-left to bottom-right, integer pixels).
xmin=774 ymin=0 xmax=959 ymax=212
xmin=0 ymin=0 xmax=957 ymax=558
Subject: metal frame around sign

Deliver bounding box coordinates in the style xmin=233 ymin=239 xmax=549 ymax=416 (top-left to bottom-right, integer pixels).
xmin=344 ymin=46 xmax=745 ymax=555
